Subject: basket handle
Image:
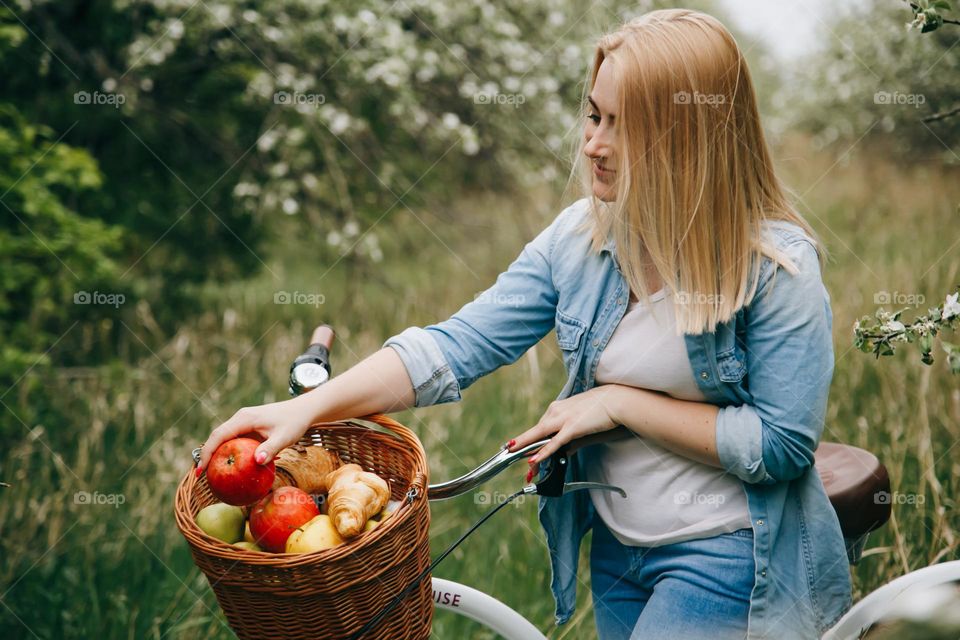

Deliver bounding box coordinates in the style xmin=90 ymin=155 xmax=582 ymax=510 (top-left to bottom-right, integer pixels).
xmin=341 ymin=413 xmax=429 ymax=500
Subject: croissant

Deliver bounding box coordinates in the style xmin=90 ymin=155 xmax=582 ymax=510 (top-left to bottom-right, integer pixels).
xmin=273 ymin=444 xmax=343 ymax=495
xmin=324 ymin=463 xmax=391 ymax=538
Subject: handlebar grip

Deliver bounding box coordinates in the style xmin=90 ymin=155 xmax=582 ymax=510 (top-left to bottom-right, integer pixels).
xmin=289 ymin=324 xmax=335 ymax=396
xmin=309 ymin=324 xmax=335 ymax=350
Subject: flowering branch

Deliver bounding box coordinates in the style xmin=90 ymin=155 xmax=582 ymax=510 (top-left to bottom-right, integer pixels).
xmin=906 ymin=0 xmax=960 ymax=32
xmin=854 ymin=287 xmax=960 ymax=373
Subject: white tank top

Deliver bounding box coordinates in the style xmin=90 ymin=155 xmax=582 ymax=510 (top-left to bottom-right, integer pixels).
xmin=583 ymin=288 xmax=752 ymax=546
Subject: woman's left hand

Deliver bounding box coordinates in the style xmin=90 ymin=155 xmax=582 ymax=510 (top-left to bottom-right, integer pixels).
xmin=507 ymin=385 xmax=624 ymax=478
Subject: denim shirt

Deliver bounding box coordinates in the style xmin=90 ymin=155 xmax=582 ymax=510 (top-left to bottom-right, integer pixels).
xmin=383 ymin=198 xmax=852 ymax=639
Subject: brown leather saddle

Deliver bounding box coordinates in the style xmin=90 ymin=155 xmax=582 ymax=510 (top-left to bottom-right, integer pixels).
xmin=815 ymin=442 xmax=891 ymax=560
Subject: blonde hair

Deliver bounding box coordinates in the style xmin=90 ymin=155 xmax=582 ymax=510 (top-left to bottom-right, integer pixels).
xmin=568 ymin=9 xmax=826 ymax=335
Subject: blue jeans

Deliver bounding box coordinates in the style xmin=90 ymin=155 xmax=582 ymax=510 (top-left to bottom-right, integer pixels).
xmin=589 ymin=516 xmax=755 ymax=639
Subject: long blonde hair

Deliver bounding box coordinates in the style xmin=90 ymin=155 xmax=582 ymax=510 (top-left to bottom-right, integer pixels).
xmin=570 ymin=9 xmax=826 ymax=335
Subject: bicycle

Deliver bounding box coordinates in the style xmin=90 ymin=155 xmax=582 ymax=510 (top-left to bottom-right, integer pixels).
xmin=194 ymin=324 xmax=960 ymax=639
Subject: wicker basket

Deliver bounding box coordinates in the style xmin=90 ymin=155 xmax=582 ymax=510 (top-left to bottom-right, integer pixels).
xmin=174 ymin=414 xmax=433 ymax=639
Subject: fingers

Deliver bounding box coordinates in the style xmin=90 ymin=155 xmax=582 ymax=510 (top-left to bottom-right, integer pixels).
xmin=529 ymin=430 xmax=569 ymax=464
xmin=197 ymin=411 xmax=252 ymax=470
xmin=508 ymin=415 xmax=561 ymax=453
xmin=253 ymin=431 xmax=293 ymax=466
xmin=507 ymin=425 xmax=542 ymax=452
xmin=525 ymin=459 xmax=541 ymax=483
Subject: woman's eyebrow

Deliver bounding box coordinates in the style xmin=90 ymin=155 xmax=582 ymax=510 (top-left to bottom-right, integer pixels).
xmin=588 ymin=95 xmax=615 ymax=121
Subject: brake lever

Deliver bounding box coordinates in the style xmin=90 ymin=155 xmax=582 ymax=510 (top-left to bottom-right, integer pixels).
xmin=532 ymin=443 xmax=571 ymax=497
xmin=528 ymin=442 xmax=626 ymax=498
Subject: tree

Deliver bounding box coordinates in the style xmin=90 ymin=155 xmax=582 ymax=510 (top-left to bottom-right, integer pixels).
xmin=781 ymin=0 xmax=960 ymax=161
xmin=0 ymin=8 xmax=122 ymax=393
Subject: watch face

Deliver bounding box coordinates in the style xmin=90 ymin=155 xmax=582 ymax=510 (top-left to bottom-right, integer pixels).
xmin=293 ymin=362 xmax=329 ymax=389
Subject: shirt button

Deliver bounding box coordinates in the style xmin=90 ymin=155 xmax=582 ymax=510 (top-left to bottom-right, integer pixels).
xmin=700 ymin=371 xmax=709 ymax=379
xmin=617 ymin=297 xmax=623 ymax=305
xmin=592 ymin=340 xmax=599 ymax=347
xmin=761 ymin=569 xmax=767 ymax=577
xmin=756 ymin=519 xmax=764 ymax=526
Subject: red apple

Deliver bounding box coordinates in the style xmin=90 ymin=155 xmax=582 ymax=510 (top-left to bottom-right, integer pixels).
xmin=205 ymin=437 xmax=275 ymax=506
xmin=249 ymin=486 xmax=320 ymax=552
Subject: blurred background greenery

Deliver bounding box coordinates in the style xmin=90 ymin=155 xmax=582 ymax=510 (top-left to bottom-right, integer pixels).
xmin=1 ymin=0 xmax=959 ymax=638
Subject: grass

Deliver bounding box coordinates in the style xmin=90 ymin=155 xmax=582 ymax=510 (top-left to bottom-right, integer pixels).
xmin=1 ymin=138 xmax=959 ymax=639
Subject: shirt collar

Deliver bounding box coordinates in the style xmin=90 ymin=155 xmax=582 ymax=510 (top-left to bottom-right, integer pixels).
xmin=600 ymin=232 xmax=616 ymax=256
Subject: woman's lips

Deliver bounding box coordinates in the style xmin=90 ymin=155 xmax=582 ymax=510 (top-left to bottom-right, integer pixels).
xmin=593 ymin=164 xmax=615 ymax=179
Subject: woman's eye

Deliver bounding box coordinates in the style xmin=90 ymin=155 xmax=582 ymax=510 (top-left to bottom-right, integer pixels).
xmin=587 ymin=113 xmax=601 ymax=124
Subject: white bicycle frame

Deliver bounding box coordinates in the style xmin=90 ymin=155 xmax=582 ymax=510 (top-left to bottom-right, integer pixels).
xmin=431 ymin=578 xmax=547 ymax=640
xmin=823 ymin=560 xmax=960 ymax=639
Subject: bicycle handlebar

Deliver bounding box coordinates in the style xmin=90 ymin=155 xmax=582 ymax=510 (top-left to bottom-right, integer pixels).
xmin=281 ymin=325 xmax=625 ymax=502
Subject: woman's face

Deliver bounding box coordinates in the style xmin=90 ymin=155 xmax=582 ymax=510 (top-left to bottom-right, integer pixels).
xmin=584 ymin=57 xmax=618 ymax=202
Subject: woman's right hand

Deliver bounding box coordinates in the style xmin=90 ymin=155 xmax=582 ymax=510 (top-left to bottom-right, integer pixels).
xmin=196 ymin=399 xmax=312 ymax=474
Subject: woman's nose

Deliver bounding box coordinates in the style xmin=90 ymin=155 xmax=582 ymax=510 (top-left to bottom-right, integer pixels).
xmin=584 ymin=134 xmax=603 ymax=161
xmin=584 ymin=129 xmax=610 ymax=161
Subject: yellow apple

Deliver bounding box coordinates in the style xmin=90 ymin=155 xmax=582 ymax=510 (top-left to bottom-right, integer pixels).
xmin=243 ymin=521 xmax=255 ymax=544
xmin=373 ymin=499 xmax=401 ymax=523
xmin=363 ymin=519 xmax=380 ymax=533
xmin=234 ymin=541 xmax=262 ymax=552
xmin=285 ymin=514 xmax=344 ymax=553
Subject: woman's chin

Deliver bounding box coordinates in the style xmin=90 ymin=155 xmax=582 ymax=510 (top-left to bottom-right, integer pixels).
xmin=592 ymin=180 xmax=617 ymax=202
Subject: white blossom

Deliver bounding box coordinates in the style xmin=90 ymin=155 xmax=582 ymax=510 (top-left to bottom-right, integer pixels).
xmin=943 ymin=293 xmax=960 ymax=320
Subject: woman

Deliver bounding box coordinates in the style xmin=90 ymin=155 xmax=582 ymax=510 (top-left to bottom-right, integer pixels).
xmin=197 ymin=9 xmax=852 ymax=639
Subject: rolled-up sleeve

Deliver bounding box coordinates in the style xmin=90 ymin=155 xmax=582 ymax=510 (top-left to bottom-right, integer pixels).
xmin=382 ymin=326 xmax=463 ymax=407
xmin=716 ymin=237 xmax=835 ymax=484
xmin=382 ymin=202 xmax=579 ymax=408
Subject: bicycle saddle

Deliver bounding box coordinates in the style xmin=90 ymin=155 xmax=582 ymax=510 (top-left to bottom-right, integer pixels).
xmin=815 ymin=442 xmax=891 ymax=539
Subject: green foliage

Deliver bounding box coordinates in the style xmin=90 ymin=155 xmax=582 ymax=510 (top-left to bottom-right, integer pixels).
xmin=2 ymin=0 xmax=269 ymax=300
xmin=0 ymin=104 xmax=122 ymax=388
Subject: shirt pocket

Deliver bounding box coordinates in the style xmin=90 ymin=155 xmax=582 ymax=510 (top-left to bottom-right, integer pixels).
xmin=555 ymin=309 xmax=587 ymax=371
xmin=716 ymin=347 xmax=747 ymax=383
xmin=715 ymin=312 xmax=748 ymax=384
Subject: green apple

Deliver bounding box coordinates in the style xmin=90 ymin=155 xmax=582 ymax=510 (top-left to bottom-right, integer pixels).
xmin=196 ymin=502 xmax=245 ymax=543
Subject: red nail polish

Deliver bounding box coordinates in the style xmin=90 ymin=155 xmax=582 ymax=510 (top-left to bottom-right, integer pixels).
xmin=195 ymin=466 xmax=202 ymax=478
xmin=507 ymin=439 xmax=516 ymax=448
xmin=527 ymin=456 xmax=537 ymax=464
xmin=525 ymin=469 xmax=534 ymax=483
